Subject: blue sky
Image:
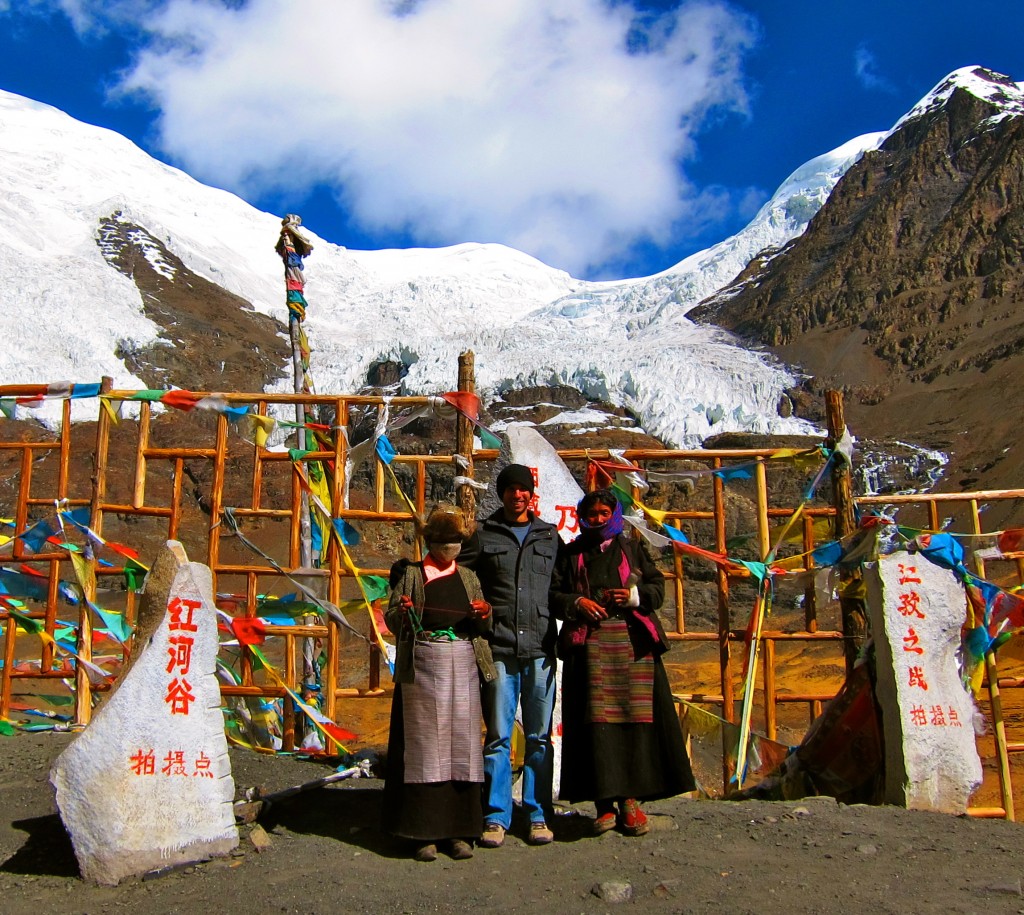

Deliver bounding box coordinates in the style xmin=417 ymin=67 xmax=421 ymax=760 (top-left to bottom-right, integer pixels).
xmin=2 ymin=1 xmax=1023 ymax=281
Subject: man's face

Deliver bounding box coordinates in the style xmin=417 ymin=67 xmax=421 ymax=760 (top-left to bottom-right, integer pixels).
xmin=501 ymin=484 xmax=532 ymax=523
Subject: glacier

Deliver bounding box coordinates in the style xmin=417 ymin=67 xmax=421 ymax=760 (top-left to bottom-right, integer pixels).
xmin=0 ymin=86 xmax=886 ymax=443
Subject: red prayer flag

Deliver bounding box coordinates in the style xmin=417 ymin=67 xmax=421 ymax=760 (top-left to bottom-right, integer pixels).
xmin=440 ymin=391 xmax=480 ymax=421
xmin=998 ymin=529 xmax=1024 ymax=554
xmin=322 ymin=721 xmax=359 ymax=744
xmin=161 ymin=390 xmax=202 ymax=412
xmin=231 ymin=617 xmax=267 ymax=646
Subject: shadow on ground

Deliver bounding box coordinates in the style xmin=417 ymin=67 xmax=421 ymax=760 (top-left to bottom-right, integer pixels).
xmin=2 ymin=814 xmax=79 ymax=877
xmin=257 ymin=781 xmax=598 ymax=855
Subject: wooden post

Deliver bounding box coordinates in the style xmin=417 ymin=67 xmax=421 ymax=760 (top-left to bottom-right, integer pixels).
xmin=75 ymin=375 xmax=113 ymax=725
xmin=825 ymin=390 xmax=865 ymax=676
xmin=713 ymin=459 xmax=734 ymax=788
xmin=971 ymin=505 xmax=1015 ymax=821
xmin=455 ymin=351 xmax=477 ymax=521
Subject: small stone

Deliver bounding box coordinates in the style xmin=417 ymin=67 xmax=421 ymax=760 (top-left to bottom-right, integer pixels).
xmin=249 ymin=825 xmax=273 ymax=852
xmin=647 ymin=814 xmax=678 ymax=832
xmin=985 ymin=879 xmax=1022 ymax=896
xmin=791 ymin=806 xmax=811 ymax=817
xmin=652 ymin=882 xmax=677 ymax=898
xmin=233 ymin=801 xmax=263 ymax=825
xmin=855 ymin=844 xmax=878 ymax=856
xmin=592 ymin=882 xmax=633 ymax=904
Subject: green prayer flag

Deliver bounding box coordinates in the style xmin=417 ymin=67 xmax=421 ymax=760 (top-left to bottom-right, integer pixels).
xmin=359 ymin=575 xmax=389 ymax=602
xmin=9 ymin=607 xmax=43 ymax=635
xmin=479 ymin=428 xmax=502 ymax=449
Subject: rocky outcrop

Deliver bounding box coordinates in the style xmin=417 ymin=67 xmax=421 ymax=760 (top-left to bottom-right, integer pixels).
xmin=693 ymin=68 xmax=1024 ymax=501
xmin=98 ymin=213 xmax=290 ymax=394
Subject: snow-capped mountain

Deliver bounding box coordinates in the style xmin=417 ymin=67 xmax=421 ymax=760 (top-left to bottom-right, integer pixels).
xmin=695 ymin=66 xmax=1024 ymax=502
xmin=12 ymin=70 xmax=1010 ymax=449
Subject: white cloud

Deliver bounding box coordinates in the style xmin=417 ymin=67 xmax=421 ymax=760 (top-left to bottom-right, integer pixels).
xmin=39 ymin=0 xmax=757 ymax=276
xmin=854 ymin=44 xmax=896 ymax=94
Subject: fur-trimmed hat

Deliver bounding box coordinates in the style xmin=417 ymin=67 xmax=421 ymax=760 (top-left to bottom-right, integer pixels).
xmin=420 ymin=503 xmax=473 ymax=543
xmin=495 ymin=463 xmax=535 ymax=496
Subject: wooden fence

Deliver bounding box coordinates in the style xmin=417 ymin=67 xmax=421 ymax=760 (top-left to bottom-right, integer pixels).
xmin=1 ymin=377 xmax=1022 ymax=817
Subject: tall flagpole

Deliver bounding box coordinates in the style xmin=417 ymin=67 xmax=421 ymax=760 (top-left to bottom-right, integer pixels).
xmin=275 ymin=217 xmax=323 ymax=747
xmin=276 ymin=214 xmax=314 ymax=570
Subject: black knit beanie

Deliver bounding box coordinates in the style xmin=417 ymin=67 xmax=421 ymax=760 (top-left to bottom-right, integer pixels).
xmin=495 ymin=463 xmax=535 ymax=496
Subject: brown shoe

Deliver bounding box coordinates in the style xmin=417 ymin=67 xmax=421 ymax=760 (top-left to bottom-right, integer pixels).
xmin=447 ymin=839 xmax=474 ymax=860
xmin=413 ymin=843 xmax=438 ymax=862
xmin=479 ymin=823 xmax=505 ymax=848
xmin=528 ymin=821 xmax=554 ymax=845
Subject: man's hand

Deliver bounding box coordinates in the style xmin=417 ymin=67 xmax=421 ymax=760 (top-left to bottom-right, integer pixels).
xmin=469 ymin=599 xmax=492 ymax=620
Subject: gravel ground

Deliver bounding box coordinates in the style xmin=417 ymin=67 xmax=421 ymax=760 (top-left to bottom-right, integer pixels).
xmin=3 ymin=731 xmax=1024 ymax=915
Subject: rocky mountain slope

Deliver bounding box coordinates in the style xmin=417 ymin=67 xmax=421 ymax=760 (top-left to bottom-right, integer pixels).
xmin=694 ymin=67 xmax=1024 ymax=499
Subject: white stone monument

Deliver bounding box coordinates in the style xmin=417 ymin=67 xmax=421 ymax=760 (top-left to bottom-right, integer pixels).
xmin=865 ymin=553 xmax=982 ymax=813
xmin=51 ymin=541 xmax=238 ymax=884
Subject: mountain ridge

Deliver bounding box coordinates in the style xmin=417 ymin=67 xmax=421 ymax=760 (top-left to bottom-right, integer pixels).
xmin=692 ymin=66 xmax=1024 ymax=504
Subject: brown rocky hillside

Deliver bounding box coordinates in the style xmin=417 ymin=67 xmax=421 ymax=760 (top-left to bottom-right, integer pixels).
xmin=693 ymin=68 xmax=1024 ymax=505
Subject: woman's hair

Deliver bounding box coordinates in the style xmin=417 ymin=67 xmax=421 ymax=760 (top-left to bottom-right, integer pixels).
xmin=577 ymin=488 xmax=618 ymax=516
xmin=418 ymin=503 xmax=474 ymax=543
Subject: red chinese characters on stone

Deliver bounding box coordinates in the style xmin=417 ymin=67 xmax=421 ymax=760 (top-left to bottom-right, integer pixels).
xmin=168 ymin=597 xmax=201 ymax=632
xmin=167 ymin=635 xmax=194 ymax=676
xmin=165 ymin=677 xmax=196 ymax=715
xmin=193 ymin=751 xmax=214 ymax=778
xmin=162 ymin=750 xmax=188 ymax=776
xmin=896 ymin=591 xmax=925 ymax=619
xmin=554 ymin=504 xmax=579 ymax=534
xmin=908 ymin=666 xmax=929 ymax=690
xmin=897 ymin=563 xmax=922 ymax=586
xmin=902 ymin=627 xmax=924 ymax=655
xmin=907 ymin=705 xmax=963 ymax=727
xmin=165 ymin=596 xmax=201 ymax=714
xmin=129 ymin=749 xmax=217 ymax=776
xmin=129 ymin=748 xmax=156 ymax=775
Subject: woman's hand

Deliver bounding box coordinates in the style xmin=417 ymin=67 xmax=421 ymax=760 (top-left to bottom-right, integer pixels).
xmin=577 ymin=597 xmax=608 ymax=621
xmin=397 ymin=594 xmax=414 ymax=614
xmin=469 ymin=599 xmax=492 ymax=620
xmin=604 ymin=588 xmax=630 ymax=606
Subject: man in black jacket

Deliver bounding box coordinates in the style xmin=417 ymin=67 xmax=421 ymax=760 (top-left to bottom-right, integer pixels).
xmin=459 ymin=463 xmax=560 ymax=847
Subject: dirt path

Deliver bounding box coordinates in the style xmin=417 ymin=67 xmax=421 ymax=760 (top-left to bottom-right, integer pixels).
xmin=2 ymin=732 xmax=1024 ymax=915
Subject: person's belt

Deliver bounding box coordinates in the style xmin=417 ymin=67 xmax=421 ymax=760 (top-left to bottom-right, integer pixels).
xmin=414 ymin=629 xmax=468 ymax=642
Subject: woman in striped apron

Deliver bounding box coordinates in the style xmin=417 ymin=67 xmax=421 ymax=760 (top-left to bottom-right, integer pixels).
xmin=551 ymin=489 xmax=694 ymax=836
xmin=382 ymin=505 xmax=495 ymax=861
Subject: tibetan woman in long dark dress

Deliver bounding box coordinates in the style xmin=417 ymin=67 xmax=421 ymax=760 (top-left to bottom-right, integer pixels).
xmin=382 ymin=505 xmax=494 ymax=862
xmin=551 ymin=489 xmax=694 ymax=836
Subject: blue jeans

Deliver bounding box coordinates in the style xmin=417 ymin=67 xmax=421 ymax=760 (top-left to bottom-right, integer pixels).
xmin=482 ymin=656 xmax=555 ymax=828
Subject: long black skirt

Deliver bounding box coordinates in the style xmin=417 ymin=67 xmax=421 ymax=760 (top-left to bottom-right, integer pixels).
xmin=380 ymin=685 xmax=483 ymax=841
xmin=559 ymin=651 xmax=695 ymax=803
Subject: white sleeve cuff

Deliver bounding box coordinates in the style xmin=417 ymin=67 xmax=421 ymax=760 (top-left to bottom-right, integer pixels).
xmin=626 ymin=585 xmax=640 ymax=608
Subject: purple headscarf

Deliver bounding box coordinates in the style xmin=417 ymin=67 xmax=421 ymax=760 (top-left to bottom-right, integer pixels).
xmin=576 ymin=489 xmax=624 ymax=544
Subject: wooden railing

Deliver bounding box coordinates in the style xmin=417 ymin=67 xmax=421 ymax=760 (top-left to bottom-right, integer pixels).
xmin=2 ymin=382 xmax=1022 ymax=816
